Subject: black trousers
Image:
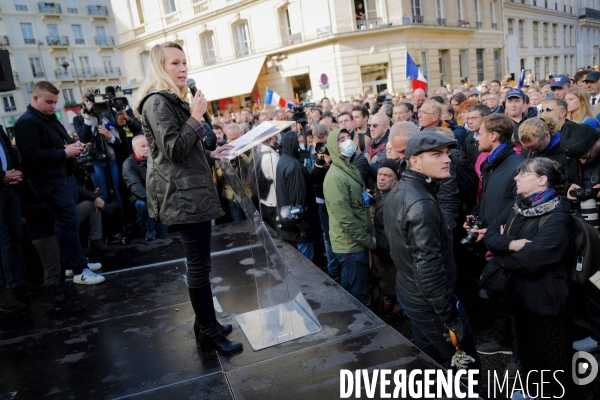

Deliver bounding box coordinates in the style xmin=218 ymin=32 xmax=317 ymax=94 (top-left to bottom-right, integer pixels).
xmin=178 ymin=221 xmax=212 ymax=289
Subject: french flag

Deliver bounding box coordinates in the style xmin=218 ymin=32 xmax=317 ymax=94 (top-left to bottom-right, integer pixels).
xmin=265 ymin=88 xmax=289 ymax=107
xmin=517 ymin=69 xmax=525 ymax=89
xmin=406 ymin=51 xmax=428 ymax=92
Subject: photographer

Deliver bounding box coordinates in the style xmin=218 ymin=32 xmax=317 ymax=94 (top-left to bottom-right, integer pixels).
xmin=78 ymin=88 xmax=129 ymax=215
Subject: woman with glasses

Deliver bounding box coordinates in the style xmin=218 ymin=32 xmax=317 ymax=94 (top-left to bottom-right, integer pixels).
xmin=565 ymin=87 xmax=599 ymax=129
xmin=484 ymin=158 xmax=572 ymax=397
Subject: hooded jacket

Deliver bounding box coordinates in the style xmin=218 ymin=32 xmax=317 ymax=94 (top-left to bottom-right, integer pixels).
xmin=275 ymin=131 xmax=318 ymax=242
xmin=136 ymin=90 xmax=223 ymax=225
xmin=323 ymin=129 xmax=375 ymax=254
xmin=383 ymin=169 xmax=459 ymax=326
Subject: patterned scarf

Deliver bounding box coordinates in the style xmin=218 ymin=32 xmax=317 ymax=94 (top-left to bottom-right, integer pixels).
xmin=514 ymin=188 xmax=560 ymax=217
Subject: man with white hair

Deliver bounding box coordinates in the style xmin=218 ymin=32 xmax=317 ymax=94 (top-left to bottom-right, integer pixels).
xmin=418 ymin=101 xmax=442 ymax=130
xmin=123 ymin=135 xmax=168 ymax=240
xmin=389 ymin=121 xmax=420 ymax=160
xmin=433 ymin=87 xmax=448 ymax=97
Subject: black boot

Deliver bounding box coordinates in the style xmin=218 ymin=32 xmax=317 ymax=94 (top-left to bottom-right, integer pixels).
xmin=188 ymin=286 xmax=242 ymax=355
xmin=194 ymin=317 xmax=232 ymax=337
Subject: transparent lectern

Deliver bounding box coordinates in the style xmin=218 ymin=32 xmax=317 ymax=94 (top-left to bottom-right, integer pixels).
xmin=220 ymin=121 xmax=322 ymax=350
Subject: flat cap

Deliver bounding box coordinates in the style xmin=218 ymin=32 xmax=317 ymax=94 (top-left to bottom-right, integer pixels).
xmin=405 ymin=131 xmax=457 ymax=159
xmin=561 ymin=120 xmax=600 ymax=158
xmin=584 ymin=71 xmax=600 ymax=83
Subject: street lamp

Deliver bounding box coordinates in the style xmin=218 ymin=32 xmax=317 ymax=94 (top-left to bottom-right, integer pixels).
xmin=62 ymin=51 xmax=83 ymax=99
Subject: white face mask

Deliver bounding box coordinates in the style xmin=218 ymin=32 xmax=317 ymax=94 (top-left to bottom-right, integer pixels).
xmin=340 ymin=139 xmax=356 ymax=157
xmin=299 ymin=143 xmax=306 ymax=150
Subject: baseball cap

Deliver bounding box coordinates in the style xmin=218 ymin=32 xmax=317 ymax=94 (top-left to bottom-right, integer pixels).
xmin=549 ymin=74 xmax=570 ymax=88
xmin=583 ymin=71 xmax=600 ymax=83
xmin=506 ymin=89 xmax=525 ymax=100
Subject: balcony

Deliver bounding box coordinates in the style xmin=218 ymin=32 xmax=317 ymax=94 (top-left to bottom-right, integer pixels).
xmin=46 ymin=36 xmax=69 ymax=46
xmin=0 ymin=36 xmax=9 ymax=46
xmin=165 ymin=13 xmax=179 ymax=25
xmin=413 ymin=15 xmax=423 ymax=24
xmin=16 ymin=5 xmax=27 ymax=11
xmin=78 ymin=67 xmax=121 ymax=79
xmin=134 ymin=26 xmax=146 ymax=36
xmin=476 ymin=21 xmax=483 ymax=28
xmin=357 ymin=17 xmax=383 ymax=30
xmin=202 ymin=56 xmax=219 ymax=67
xmin=235 ymin=47 xmax=253 ymax=58
xmin=4 ymin=105 xmax=16 ymax=112
xmin=88 ymin=5 xmax=108 ymax=16
xmin=32 ymin=71 xmax=45 ymax=78
xmin=194 ymin=0 xmax=210 ymax=15
xmin=282 ymin=33 xmax=302 ymax=46
xmin=95 ymin=36 xmax=115 ymax=47
xmin=38 ymin=2 xmax=62 ymax=13
xmin=458 ymin=20 xmax=470 ymax=27
xmin=579 ymin=8 xmax=600 ymax=21
xmin=54 ymin=69 xmax=72 ymax=79
xmin=437 ymin=18 xmax=446 ymax=26
xmin=24 ymin=38 xmax=36 ymax=45
xmin=104 ymin=67 xmax=121 ymax=77
xmin=75 ymin=38 xmax=85 ymax=44
xmin=67 ymin=7 xmax=77 ymax=14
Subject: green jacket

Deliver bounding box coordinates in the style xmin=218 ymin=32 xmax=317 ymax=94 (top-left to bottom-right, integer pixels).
xmin=323 ymin=129 xmax=375 ymax=254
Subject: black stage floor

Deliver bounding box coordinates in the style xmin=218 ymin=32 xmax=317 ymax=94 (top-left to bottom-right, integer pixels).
xmin=0 ymin=222 xmax=465 ymax=399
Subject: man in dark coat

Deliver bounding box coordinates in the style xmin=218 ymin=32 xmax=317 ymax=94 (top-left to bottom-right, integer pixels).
xmin=275 ymin=131 xmax=319 ymax=261
xmin=384 ymin=131 xmax=480 ymax=372
xmin=122 ymin=135 xmax=168 ymax=240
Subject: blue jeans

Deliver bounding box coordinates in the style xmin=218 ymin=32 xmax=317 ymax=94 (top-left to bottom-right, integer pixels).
xmin=335 ymin=250 xmax=370 ymax=305
xmin=397 ymin=294 xmax=482 ymax=372
xmin=30 ymin=175 xmax=88 ymax=276
xmin=295 ymin=241 xmax=314 ymax=262
xmin=0 ymin=188 xmax=23 ymax=295
xmin=227 ymin=200 xmax=243 ymax=222
xmin=91 ymin=159 xmax=123 ymax=214
xmin=134 ymin=199 xmax=167 ymax=235
xmin=318 ymin=203 xmax=340 ymax=277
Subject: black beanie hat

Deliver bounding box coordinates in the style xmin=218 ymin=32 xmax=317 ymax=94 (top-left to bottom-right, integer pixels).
xmin=561 ymin=120 xmax=600 ymax=158
xmin=379 ymin=159 xmax=401 ymax=179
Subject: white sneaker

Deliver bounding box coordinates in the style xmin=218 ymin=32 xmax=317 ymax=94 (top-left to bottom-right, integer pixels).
xmin=66 ymin=263 xmax=102 ymax=277
xmin=573 ymin=336 xmax=600 ymax=352
xmin=73 ymin=269 xmax=105 ymax=285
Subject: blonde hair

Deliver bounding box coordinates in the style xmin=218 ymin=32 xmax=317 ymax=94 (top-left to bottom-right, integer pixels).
xmin=518 ymin=117 xmax=557 ymax=143
xmin=566 ymin=87 xmax=596 ymax=124
xmin=134 ymin=42 xmax=189 ymax=117
xmin=430 ymin=127 xmax=455 ymax=139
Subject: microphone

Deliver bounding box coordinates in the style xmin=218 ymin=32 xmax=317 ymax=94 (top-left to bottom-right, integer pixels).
xmin=186 ymin=78 xmax=212 ymax=128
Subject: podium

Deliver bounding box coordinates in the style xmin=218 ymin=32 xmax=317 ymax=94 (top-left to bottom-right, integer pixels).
xmin=220 ymin=121 xmax=322 ymax=350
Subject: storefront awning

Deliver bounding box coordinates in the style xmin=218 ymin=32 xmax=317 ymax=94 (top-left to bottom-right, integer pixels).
xmin=189 ymin=56 xmax=266 ymax=102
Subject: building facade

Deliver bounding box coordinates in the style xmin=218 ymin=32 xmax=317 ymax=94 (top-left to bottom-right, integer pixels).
xmin=113 ymin=0 xmax=505 ymax=112
xmin=504 ymin=0 xmax=579 ymax=81
xmin=0 ymin=0 xmax=127 ymax=133
xmin=577 ymin=0 xmax=600 ymax=67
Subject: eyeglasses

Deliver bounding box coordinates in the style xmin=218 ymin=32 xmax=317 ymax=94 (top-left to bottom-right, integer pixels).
xmin=517 ymin=170 xmax=539 ymax=178
xmin=465 ymin=116 xmax=481 ymax=121
xmin=539 ymin=107 xmax=554 ymax=113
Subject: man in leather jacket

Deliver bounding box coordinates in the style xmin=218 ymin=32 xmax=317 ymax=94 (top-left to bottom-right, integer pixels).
xmin=384 ymin=131 xmax=481 ymax=372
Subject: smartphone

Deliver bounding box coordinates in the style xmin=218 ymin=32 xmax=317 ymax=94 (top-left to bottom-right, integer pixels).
xmin=545 ymin=92 xmax=554 ymax=100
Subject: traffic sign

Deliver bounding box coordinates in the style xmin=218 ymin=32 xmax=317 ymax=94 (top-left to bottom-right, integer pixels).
xmin=320 ymin=74 xmax=328 ymax=85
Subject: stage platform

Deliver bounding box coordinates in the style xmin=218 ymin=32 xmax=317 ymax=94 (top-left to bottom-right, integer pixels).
xmin=0 ymin=222 xmax=464 ymax=399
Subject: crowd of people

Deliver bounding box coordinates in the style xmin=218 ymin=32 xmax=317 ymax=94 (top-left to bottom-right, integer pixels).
xmin=3 ymin=41 xmax=600 ymax=395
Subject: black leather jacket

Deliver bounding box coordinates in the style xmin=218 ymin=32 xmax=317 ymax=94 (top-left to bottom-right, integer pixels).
xmin=383 ymin=169 xmax=458 ymax=326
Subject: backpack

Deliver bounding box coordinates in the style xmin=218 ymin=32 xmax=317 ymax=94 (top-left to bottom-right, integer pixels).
xmin=247 ymin=152 xmax=273 ymax=201
xmin=567 ymin=211 xmax=600 ymax=284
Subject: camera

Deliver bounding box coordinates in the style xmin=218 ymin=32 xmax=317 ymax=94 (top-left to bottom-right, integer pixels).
xmin=290 ymin=102 xmax=316 ymax=125
xmin=315 ymin=142 xmax=329 ymax=156
xmin=569 ymin=188 xmax=600 ymax=201
xmin=460 ymin=216 xmax=485 ymax=245
xmin=83 ymin=86 xmax=130 ymax=116
xmin=372 ymin=94 xmax=392 ymax=114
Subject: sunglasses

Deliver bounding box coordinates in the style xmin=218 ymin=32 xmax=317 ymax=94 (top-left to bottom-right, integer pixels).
xmin=370 ymin=124 xmax=387 ymax=129
xmin=539 ymin=107 xmax=554 ymax=113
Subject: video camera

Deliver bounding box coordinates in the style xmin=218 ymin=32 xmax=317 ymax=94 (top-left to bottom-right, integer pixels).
xmin=290 ymin=102 xmax=316 ymax=126
xmin=83 ymin=86 xmax=131 ymax=116
xmin=372 ymin=94 xmax=392 ymax=114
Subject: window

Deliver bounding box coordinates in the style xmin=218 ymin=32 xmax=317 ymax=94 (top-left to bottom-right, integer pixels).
xmin=63 ymin=89 xmax=75 ymax=103
xmin=457 ymin=0 xmax=463 ymax=20
xmin=553 ymin=56 xmax=558 ymax=74
xmin=544 ymin=57 xmax=549 ymax=77
xmin=279 ymin=7 xmax=292 ymax=37
xmin=411 ymin=51 xmax=429 ymax=82
xmin=552 ymin=24 xmax=557 ymax=46
xmin=411 ymin=0 xmax=421 ymax=16
xmin=491 ymin=2 xmax=497 ymax=29
xmin=534 ymin=58 xmax=540 ymax=80
xmin=2 ymin=96 xmax=16 ymax=112
xmin=543 ymin=23 xmax=548 ymax=46
xmin=54 ymin=56 xmax=66 ymax=69
xmin=475 ymin=0 xmax=481 ymax=24
xmin=476 ymin=49 xmax=484 ymax=82
xmin=435 ymin=0 xmax=443 ymax=18
xmin=130 ymin=0 xmax=144 ymax=25
xmin=519 ymin=20 xmax=524 ymax=47
xmin=163 ymin=0 xmax=176 ymax=14
xmin=521 ymin=58 xmax=525 ymax=71
xmin=563 ymin=25 xmax=567 ymax=47
xmin=73 ymin=25 xmax=84 ymax=44
xmin=140 ymin=51 xmax=149 ymax=73
xmin=200 ymin=32 xmax=218 ymax=66
xmin=361 ymin=64 xmax=389 ymax=94
xmin=48 ymin=24 xmax=59 ymax=40
xmin=570 ymin=26 xmax=573 ymax=46
xmin=79 ymin=56 xmax=91 ymax=75
xmin=459 ymin=50 xmax=469 ymax=79
xmin=66 ymin=0 xmax=78 ymax=13
xmin=533 ymin=22 xmax=539 ymax=47
xmin=494 ymin=49 xmax=501 ymax=79
xmin=21 ymin=23 xmax=35 ymax=44
xmin=508 ymin=19 xmax=513 ymax=35
xmin=29 ymin=57 xmax=44 ymax=78
xmin=233 ymin=21 xmax=252 ymax=57
xmin=96 ymin=26 xmax=106 ymax=40
xmin=15 ymin=0 xmax=27 ymax=11
xmin=103 ymin=56 xmax=113 ymax=74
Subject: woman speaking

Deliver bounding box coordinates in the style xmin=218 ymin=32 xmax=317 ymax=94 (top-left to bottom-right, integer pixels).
xmin=135 ymin=42 xmax=242 ymax=355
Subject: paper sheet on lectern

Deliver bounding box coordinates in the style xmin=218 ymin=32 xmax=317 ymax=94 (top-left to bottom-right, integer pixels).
xmin=222 ymin=121 xmax=294 ymax=158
